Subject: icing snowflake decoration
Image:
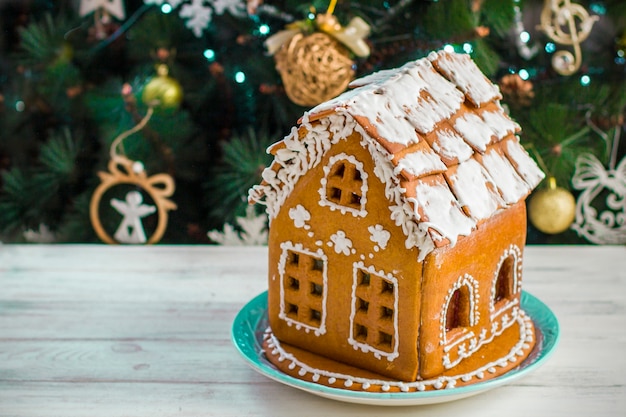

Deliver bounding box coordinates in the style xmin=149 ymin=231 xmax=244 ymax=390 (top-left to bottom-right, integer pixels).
xmin=368 ymin=224 xmax=390 ymax=250
xmin=289 ymin=205 xmax=311 ymax=229
xmin=144 ymin=0 xmax=246 ymax=37
xmin=329 ymin=231 xmax=354 ymax=255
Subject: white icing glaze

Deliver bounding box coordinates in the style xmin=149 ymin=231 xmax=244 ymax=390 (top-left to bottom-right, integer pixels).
xmin=432 ymin=128 xmax=474 ymax=163
xmin=447 ymin=158 xmax=504 ymax=221
xmin=481 ymin=108 xmax=520 ymax=139
xmin=505 ymin=137 xmax=546 ymax=189
xmin=408 ymin=180 xmax=476 ymax=245
xmin=277 ymin=242 xmax=328 ymax=336
xmin=428 ymin=51 xmax=502 ymax=107
xmin=394 ymin=147 xmax=447 ymax=178
xmin=454 ymin=112 xmax=495 ymax=152
xmin=264 ymin=309 xmax=534 ymax=391
xmin=481 ymin=147 xmax=531 ymax=204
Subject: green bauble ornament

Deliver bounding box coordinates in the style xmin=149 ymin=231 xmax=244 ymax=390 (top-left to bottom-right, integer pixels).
xmin=142 ymin=64 xmax=183 ymax=110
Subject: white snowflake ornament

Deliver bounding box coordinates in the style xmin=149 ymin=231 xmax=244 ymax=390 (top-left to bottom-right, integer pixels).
xmin=144 ymin=0 xmax=246 ymax=37
xmin=208 ymin=205 xmax=268 ymax=245
xmin=80 ymin=0 xmax=126 ymax=20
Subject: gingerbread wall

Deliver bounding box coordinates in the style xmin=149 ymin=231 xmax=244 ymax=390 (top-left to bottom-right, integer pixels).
xmin=266 ymin=131 xmax=426 ymax=381
xmin=418 ymin=201 xmax=528 ymax=379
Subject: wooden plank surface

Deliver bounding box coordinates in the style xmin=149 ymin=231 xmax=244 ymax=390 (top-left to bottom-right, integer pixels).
xmin=0 ymin=244 xmax=625 ymax=416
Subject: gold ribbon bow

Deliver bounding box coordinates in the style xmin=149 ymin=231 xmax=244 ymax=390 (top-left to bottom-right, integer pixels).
xmin=265 ymin=13 xmax=370 ymax=58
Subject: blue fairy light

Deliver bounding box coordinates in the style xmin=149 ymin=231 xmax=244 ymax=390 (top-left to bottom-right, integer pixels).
xmin=235 ymin=71 xmax=246 ymax=83
xmin=580 ymin=75 xmax=591 ymax=86
xmin=203 ymin=49 xmax=216 ymax=62
xmin=518 ymin=69 xmax=530 ymax=80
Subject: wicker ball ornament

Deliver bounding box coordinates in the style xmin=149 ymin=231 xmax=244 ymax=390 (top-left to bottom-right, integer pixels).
xmin=274 ymin=32 xmax=355 ymax=107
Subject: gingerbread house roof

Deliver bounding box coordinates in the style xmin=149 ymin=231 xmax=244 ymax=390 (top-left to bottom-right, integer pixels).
xmin=250 ymin=51 xmax=544 ymax=259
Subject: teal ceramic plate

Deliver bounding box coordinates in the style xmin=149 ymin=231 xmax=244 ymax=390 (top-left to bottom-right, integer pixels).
xmin=231 ymin=291 xmax=559 ymax=406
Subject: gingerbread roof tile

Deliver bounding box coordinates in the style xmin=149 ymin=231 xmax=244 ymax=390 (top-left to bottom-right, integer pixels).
xmin=250 ymin=51 xmax=544 ymax=259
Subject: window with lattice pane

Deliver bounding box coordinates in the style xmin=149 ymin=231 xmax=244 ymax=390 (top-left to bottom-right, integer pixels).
xmin=279 ymin=243 xmax=328 ymax=335
xmin=349 ymin=263 xmax=399 ymax=360
xmin=319 ymin=153 xmax=368 ymax=216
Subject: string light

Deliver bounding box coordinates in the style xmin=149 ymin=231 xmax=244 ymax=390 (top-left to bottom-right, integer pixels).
xmin=259 ymin=24 xmax=270 ymax=35
xmin=518 ymin=69 xmax=530 ymax=80
xmin=443 ymin=44 xmax=455 ymax=53
xmin=161 ymin=3 xmax=173 ymax=14
xmin=580 ymin=75 xmax=591 ymax=86
xmin=545 ymin=42 xmax=556 ymax=53
xmin=462 ymin=43 xmax=473 ymax=54
xmin=203 ymin=49 xmax=216 ymax=62
xmin=15 ymin=101 xmax=25 ymax=112
xmin=519 ymin=31 xmax=531 ymax=43
xmin=235 ymin=71 xmax=246 ymax=83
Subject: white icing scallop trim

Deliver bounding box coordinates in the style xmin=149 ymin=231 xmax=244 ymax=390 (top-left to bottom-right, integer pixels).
xmin=278 ymin=241 xmax=328 ymax=336
xmin=443 ymin=307 xmax=520 ymax=370
xmin=264 ymin=309 xmax=534 ymax=391
xmin=250 ymin=113 xmax=353 ymax=222
xmin=348 ymin=262 xmax=400 ymax=361
xmin=318 ymin=153 xmax=368 ymax=217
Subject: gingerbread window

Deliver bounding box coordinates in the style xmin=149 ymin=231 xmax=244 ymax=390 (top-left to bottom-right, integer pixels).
xmin=279 ymin=243 xmax=328 ymax=336
xmin=319 ymin=153 xmax=368 ymax=217
xmin=348 ymin=262 xmax=399 ymax=360
xmin=441 ymin=274 xmax=480 ymax=344
xmin=491 ymin=245 xmax=522 ymax=317
xmin=445 ymin=286 xmax=471 ymax=331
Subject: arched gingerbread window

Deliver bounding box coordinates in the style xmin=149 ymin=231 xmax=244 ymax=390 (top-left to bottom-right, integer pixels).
xmin=494 ymin=255 xmax=515 ymax=303
xmin=445 ymin=285 xmax=471 ymax=331
xmin=320 ymin=153 xmax=367 ymax=216
xmin=442 ymin=274 xmax=479 ymax=343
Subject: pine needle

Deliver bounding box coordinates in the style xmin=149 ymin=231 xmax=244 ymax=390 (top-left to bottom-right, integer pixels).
xmin=39 ymin=130 xmax=81 ymax=177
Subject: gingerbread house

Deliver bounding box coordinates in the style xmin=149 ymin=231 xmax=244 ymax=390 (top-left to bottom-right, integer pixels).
xmin=249 ymin=51 xmax=545 ymax=386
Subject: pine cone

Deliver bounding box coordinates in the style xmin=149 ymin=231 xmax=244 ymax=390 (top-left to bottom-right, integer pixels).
xmin=499 ymin=74 xmax=535 ymax=107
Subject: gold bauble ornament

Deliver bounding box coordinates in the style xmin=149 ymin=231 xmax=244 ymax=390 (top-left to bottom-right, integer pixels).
xmin=528 ymin=177 xmax=576 ymax=234
xmin=142 ymin=64 xmax=183 ymax=110
xmin=274 ymin=32 xmax=354 ymax=107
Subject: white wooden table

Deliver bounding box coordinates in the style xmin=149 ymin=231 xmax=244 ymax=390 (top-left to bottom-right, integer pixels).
xmin=0 ymin=244 xmax=625 ymax=416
